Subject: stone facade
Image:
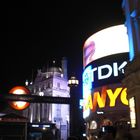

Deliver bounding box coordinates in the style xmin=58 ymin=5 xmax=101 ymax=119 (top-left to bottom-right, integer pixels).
xmin=23 ymin=58 xmax=70 ymax=140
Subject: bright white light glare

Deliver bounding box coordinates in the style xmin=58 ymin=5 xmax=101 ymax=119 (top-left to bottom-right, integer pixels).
xmin=39 ymin=92 xmax=44 ymax=96
xmin=12 ymin=89 xmax=27 ymax=108
xmin=13 ymin=89 xmax=25 ymax=95
xmin=129 ymin=97 xmax=136 ymax=128
xmin=13 ymin=101 xmax=27 ymax=107
xmin=43 ymin=125 xmax=50 ymax=128
xmin=83 ymin=24 xmax=129 ymax=67
xmin=68 ymin=79 xmax=79 ymax=85
xmin=83 ymin=109 xmax=90 ymax=119
xmin=25 ymin=80 xmax=28 ymax=86
xmin=127 ymin=121 xmax=130 ymax=124
xmin=97 ymin=111 xmax=104 ymax=114
xmin=83 ymin=133 xmax=86 ymax=137
xmin=90 ymin=120 xmax=97 ymax=129
xmin=32 ymin=125 xmax=39 ymax=127
xmin=102 ymin=127 xmax=105 ymax=132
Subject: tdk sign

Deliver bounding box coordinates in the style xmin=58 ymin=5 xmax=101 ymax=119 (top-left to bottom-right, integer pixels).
xmin=92 ymin=61 xmax=127 ymax=81
xmin=83 ymin=53 xmax=129 ymax=88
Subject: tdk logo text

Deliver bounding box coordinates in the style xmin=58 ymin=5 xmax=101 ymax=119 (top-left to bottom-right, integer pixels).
xmin=83 ymin=60 xmax=128 ymax=88
xmin=91 ymin=61 xmax=127 ymax=82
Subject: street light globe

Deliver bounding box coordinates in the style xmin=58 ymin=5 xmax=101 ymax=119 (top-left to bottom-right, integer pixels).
xmin=68 ymin=76 xmax=79 ymax=87
xmin=39 ymin=91 xmax=44 ymax=96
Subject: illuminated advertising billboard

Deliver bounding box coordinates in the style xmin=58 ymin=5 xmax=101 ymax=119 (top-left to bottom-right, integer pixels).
xmin=82 ymin=25 xmax=130 ymax=119
xmin=83 ymin=25 xmax=129 ymax=67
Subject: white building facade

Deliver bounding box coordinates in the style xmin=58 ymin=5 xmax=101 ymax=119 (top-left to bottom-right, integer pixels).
xmin=23 ymin=57 xmax=70 ymax=140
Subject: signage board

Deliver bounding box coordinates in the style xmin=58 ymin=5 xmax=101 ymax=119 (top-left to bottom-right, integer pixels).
xmin=82 ymin=25 xmax=130 ymax=118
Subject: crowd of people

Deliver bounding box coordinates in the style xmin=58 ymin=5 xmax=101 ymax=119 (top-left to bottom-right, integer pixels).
xmin=67 ymin=125 xmax=134 ymax=140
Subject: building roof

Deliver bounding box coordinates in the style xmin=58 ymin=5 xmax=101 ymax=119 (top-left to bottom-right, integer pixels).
xmin=0 ymin=113 xmax=28 ymax=122
xmin=47 ymin=66 xmax=62 ymax=73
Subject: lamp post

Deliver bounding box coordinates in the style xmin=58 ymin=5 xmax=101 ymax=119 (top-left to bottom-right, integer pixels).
xmin=68 ymin=76 xmax=79 ymax=137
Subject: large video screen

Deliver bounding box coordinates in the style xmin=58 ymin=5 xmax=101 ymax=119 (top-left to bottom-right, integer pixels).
xmin=83 ymin=24 xmax=129 ymax=67
xmin=82 ymin=24 xmax=130 ymax=119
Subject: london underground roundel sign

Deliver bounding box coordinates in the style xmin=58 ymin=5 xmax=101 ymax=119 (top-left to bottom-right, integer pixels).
xmin=9 ymin=86 xmax=30 ymax=110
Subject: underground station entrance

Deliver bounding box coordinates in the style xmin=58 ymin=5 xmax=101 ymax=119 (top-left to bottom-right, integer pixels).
xmin=0 ymin=93 xmax=71 ymax=140
xmin=28 ymin=122 xmax=58 ymax=140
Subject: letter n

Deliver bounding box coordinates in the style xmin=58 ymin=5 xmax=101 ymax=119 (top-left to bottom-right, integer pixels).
xmin=92 ymin=86 xmax=107 ymax=112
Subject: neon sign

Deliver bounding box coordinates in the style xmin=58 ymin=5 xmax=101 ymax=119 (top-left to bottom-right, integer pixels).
xmin=83 ymin=87 xmax=128 ymax=112
xmin=88 ymin=61 xmax=127 ymax=82
xmin=82 ymin=56 xmax=129 ymax=118
xmin=82 ymin=25 xmax=130 ymax=119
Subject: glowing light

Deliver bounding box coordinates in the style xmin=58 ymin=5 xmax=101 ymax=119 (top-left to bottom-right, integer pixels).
xmin=68 ymin=76 xmax=79 ymax=86
xmin=82 ymin=24 xmax=130 ymax=119
xmin=83 ymin=24 xmax=129 ymax=67
xmin=82 ymin=65 xmax=93 ymax=118
xmin=107 ymin=87 xmax=122 ymax=107
xmin=90 ymin=120 xmax=97 ymax=129
xmin=129 ymin=97 xmax=136 ymax=128
xmin=32 ymin=125 xmax=39 ymax=127
xmin=83 ymin=87 xmax=128 ymax=117
xmin=9 ymin=86 xmax=30 ymax=110
xmin=39 ymin=92 xmax=44 ymax=96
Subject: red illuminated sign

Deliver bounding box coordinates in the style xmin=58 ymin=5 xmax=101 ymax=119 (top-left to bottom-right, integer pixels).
xmin=9 ymin=86 xmax=30 ymax=110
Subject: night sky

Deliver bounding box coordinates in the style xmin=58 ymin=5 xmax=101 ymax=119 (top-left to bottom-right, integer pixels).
xmin=0 ymin=0 xmax=125 ymax=93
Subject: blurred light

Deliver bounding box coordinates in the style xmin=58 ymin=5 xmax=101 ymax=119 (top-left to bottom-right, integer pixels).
xmin=83 ymin=24 xmax=129 ymax=67
xmin=32 ymin=124 xmax=39 ymax=127
xmin=90 ymin=120 xmax=97 ymax=129
xmin=127 ymin=121 xmax=131 ymax=124
xmin=83 ymin=133 xmax=86 ymax=137
xmin=25 ymin=80 xmax=28 ymax=86
xmin=79 ymin=99 xmax=83 ymax=109
xmin=39 ymin=92 xmax=44 ymax=96
xmin=43 ymin=125 xmax=50 ymax=128
xmin=9 ymin=86 xmax=30 ymax=110
xmin=30 ymin=81 xmax=33 ymax=85
xmin=97 ymin=111 xmax=104 ymax=114
xmin=68 ymin=76 xmax=79 ymax=86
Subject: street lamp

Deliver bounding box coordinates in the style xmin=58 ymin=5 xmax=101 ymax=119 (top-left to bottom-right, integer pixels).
xmin=68 ymin=76 xmax=79 ymax=137
xmin=68 ymin=76 xmax=79 ymax=87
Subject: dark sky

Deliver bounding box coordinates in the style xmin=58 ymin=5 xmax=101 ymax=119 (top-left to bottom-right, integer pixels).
xmin=0 ymin=0 xmax=125 ymax=93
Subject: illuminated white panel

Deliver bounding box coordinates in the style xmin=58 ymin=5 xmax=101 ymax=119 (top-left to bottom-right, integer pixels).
xmin=129 ymin=97 xmax=136 ymax=128
xmin=32 ymin=124 xmax=39 ymax=127
xmin=83 ymin=24 xmax=129 ymax=67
